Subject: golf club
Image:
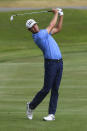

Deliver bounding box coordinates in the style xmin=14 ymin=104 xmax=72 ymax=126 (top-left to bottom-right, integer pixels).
xmin=10 ymin=10 xmax=52 ymax=21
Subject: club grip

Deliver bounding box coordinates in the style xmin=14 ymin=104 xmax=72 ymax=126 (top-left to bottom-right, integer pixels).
xmin=48 ymin=10 xmax=52 ymax=12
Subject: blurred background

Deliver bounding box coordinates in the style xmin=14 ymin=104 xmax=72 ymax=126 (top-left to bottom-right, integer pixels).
xmin=0 ymin=0 xmax=87 ymax=8
xmin=0 ymin=0 xmax=87 ymax=131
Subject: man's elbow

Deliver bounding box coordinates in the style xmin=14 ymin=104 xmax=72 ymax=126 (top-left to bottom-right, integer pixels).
xmin=56 ymin=26 xmax=62 ymax=33
xmin=59 ymin=26 xmax=62 ymax=32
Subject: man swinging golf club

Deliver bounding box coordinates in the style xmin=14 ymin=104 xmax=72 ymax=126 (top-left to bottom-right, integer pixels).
xmin=26 ymin=8 xmax=64 ymax=121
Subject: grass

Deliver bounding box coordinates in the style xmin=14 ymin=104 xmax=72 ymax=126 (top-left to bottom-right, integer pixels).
xmin=0 ymin=0 xmax=86 ymax=1
xmin=0 ymin=0 xmax=87 ymax=7
xmin=0 ymin=9 xmax=87 ymax=131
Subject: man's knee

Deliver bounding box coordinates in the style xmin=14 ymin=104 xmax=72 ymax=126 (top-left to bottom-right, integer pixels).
xmin=42 ymin=87 xmax=50 ymax=95
xmin=51 ymin=88 xmax=59 ymax=96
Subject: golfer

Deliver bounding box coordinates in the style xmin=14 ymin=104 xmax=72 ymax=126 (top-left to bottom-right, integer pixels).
xmin=26 ymin=8 xmax=64 ymax=121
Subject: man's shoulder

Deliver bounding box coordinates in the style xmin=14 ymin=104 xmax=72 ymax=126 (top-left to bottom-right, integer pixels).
xmin=40 ymin=29 xmax=52 ymax=36
xmin=39 ymin=29 xmax=48 ymax=36
xmin=33 ymin=29 xmax=46 ymax=36
xmin=33 ymin=29 xmax=48 ymax=39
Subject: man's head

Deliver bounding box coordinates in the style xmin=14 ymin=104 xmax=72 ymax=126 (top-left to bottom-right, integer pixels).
xmin=26 ymin=19 xmax=39 ymax=33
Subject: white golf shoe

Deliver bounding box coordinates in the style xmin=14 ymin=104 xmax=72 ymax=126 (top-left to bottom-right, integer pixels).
xmin=26 ymin=102 xmax=33 ymax=120
xmin=43 ymin=114 xmax=55 ymax=121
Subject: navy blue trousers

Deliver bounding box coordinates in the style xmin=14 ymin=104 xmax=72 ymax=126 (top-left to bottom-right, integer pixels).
xmin=29 ymin=59 xmax=63 ymax=115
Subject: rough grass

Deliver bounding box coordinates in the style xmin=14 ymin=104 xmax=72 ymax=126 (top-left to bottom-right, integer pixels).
xmin=0 ymin=9 xmax=87 ymax=131
xmin=0 ymin=0 xmax=87 ymax=8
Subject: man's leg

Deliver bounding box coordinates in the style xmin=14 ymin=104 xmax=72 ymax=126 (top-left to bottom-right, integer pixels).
xmin=48 ymin=61 xmax=63 ymax=115
xmin=29 ymin=60 xmax=57 ymax=110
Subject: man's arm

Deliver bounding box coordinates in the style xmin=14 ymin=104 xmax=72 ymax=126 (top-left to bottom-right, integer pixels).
xmin=46 ymin=9 xmax=58 ymax=34
xmin=51 ymin=15 xmax=63 ymax=35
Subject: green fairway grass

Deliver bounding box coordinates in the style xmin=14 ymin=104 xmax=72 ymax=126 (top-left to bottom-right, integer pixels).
xmin=0 ymin=9 xmax=87 ymax=131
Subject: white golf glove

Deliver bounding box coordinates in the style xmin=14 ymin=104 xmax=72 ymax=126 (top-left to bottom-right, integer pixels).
xmin=56 ymin=8 xmax=64 ymax=16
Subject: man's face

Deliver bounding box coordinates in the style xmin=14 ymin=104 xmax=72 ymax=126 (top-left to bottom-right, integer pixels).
xmin=28 ymin=24 xmax=39 ymax=33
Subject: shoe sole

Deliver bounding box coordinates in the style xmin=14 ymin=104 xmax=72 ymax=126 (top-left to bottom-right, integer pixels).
xmin=43 ymin=118 xmax=55 ymax=121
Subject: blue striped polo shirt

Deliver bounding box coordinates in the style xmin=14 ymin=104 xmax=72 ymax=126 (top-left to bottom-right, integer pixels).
xmin=32 ymin=29 xmax=62 ymax=60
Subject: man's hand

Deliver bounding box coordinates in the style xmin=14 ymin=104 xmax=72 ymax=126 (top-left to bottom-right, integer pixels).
xmin=52 ymin=9 xmax=58 ymax=14
xmin=56 ymin=8 xmax=64 ymax=16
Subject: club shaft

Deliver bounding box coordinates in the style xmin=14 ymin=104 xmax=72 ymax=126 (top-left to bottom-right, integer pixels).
xmin=13 ymin=10 xmax=52 ymax=17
